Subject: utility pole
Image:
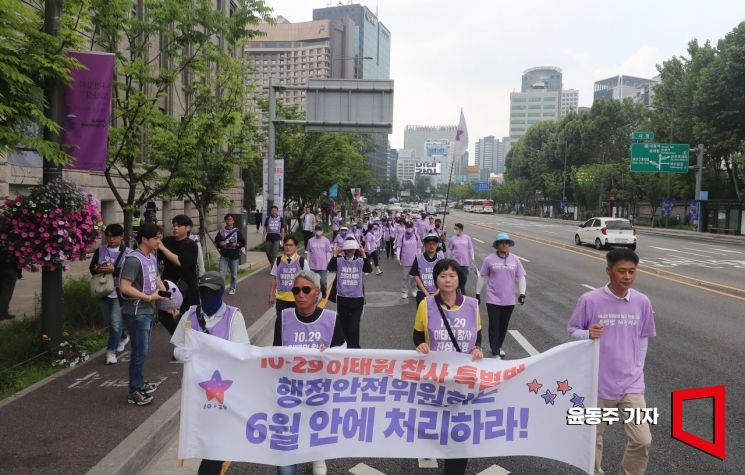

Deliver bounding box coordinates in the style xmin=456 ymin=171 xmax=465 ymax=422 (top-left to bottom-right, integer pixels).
xmin=694 ymin=144 xmax=705 ymax=232
xmin=665 ymin=108 xmax=673 ymax=228
xmin=267 ymin=76 xmax=275 ymax=212
xmin=42 ymin=0 xmax=64 ymax=347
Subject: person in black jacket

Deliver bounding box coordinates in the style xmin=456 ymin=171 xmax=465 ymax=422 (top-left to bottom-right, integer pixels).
xmin=158 ymin=214 xmax=199 ymax=335
xmin=214 ymin=214 xmax=246 ymax=295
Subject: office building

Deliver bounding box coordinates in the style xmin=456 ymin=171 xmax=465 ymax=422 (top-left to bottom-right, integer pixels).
xmin=522 ymin=66 xmax=562 ymax=92
xmin=387 ymin=148 xmax=398 ymax=180
xmin=404 ymin=125 xmax=457 ymax=158
xmin=494 ymin=139 xmax=506 ymax=173
xmin=593 ymin=75 xmax=659 ymax=106
xmin=396 ymin=149 xmax=417 ymax=184
xmin=509 ymin=66 xmax=563 ymax=141
xmin=560 ymin=89 xmax=579 ymax=117
xmin=313 ymin=4 xmax=391 ymax=181
xmin=475 ymin=136 xmax=497 ymax=173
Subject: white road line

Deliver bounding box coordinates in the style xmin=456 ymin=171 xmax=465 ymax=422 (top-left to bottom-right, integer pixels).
xmin=682 ymin=247 xmax=727 ymax=256
xmin=705 ymin=247 xmax=744 ymax=254
xmin=349 ymin=463 xmax=386 ymax=475
xmin=516 ymin=255 xmax=531 ymax=263
xmin=417 ymin=458 xmax=438 ymax=468
xmin=581 ymin=284 xmax=595 ymax=291
xmin=650 ymin=246 xmax=699 ymax=256
xmin=473 ymin=237 xmax=485 ymax=244
xmin=477 ymin=465 xmax=512 ymax=475
xmin=508 ymin=329 xmax=539 ymax=356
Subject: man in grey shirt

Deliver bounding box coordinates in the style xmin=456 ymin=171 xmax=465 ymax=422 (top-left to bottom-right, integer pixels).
xmin=119 ymin=223 xmax=171 ymax=406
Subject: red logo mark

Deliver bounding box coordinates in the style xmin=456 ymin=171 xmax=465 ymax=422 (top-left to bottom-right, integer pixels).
xmin=671 ymin=385 xmax=726 ymax=460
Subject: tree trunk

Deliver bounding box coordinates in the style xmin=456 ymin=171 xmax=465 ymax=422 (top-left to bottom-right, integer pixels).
xmin=724 ymin=155 xmax=743 ymax=202
xmin=123 ymin=209 xmax=133 ymax=246
xmin=243 ymin=168 xmax=256 ymax=211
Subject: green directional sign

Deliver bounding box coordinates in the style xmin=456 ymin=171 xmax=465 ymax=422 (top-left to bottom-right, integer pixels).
xmin=630 ymin=143 xmax=690 ymax=173
xmin=632 ymin=131 xmax=655 ymax=140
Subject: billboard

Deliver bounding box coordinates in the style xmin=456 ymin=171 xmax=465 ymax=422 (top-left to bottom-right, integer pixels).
xmin=415 ymin=162 xmax=441 ymax=175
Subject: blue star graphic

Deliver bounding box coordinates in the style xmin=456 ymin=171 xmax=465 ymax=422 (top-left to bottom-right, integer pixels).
xmin=541 ymin=389 xmax=557 ymax=405
xmin=570 ymin=393 xmax=585 ymax=408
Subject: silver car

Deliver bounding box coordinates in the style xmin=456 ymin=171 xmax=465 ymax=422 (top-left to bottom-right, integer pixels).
xmin=575 ymin=217 xmax=637 ymax=251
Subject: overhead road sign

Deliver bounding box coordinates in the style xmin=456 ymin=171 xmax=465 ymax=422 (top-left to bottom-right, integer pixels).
xmin=630 ymin=143 xmax=690 ymax=173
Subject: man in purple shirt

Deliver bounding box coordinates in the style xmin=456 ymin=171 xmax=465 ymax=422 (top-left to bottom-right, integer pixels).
xmin=447 ymin=223 xmax=475 ymax=294
xmin=568 ymin=247 xmax=655 ymax=475
xmin=306 ymin=224 xmax=332 ymax=296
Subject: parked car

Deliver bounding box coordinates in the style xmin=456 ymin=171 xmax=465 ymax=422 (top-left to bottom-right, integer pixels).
xmin=575 ymin=217 xmax=637 ymax=251
xmin=426 ymin=206 xmax=437 ymax=216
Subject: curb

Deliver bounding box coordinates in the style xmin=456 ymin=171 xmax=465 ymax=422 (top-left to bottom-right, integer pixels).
xmin=85 ymin=301 xmax=277 ymax=475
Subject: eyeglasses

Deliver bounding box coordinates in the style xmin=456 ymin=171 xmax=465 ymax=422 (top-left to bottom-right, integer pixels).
xmin=291 ymin=286 xmax=313 ymax=295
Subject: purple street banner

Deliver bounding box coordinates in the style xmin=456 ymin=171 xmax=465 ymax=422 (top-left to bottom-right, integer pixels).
xmin=179 ymin=330 xmax=599 ymax=473
xmin=62 ymin=51 xmax=115 ymax=171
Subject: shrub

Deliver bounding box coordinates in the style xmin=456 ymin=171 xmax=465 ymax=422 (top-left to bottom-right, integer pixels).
xmin=63 ymin=275 xmax=105 ymax=329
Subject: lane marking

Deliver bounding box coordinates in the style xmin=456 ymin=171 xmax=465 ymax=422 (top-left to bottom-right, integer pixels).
xmin=478 ymin=465 xmax=512 ymax=475
xmin=705 ymin=247 xmax=744 ymax=254
xmin=581 ymin=284 xmax=595 ymax=291
xmin=509 ymin=330 xmax=539 ymax=356
xmin=682 ymin=247 xmax=727 ymax=256
xmin=349 ymin=463 xmax=386 ymax=475
xmin=516 ymin=255 xmax=531 ymax=263
xmin=417 ymin=458 xmax=438 ymax=468
xmin=473 ymin=237 xmax=485 ymax=244
xmin=468 ymin=221 xmax=745 ymax=301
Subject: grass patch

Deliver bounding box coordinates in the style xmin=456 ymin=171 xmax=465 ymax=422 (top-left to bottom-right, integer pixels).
xmin=0 ymin=276 xmax=108 ymax=401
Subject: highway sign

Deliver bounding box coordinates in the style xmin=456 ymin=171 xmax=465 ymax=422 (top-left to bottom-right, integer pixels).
xmin=473 ymin=182 xmax=489 ymax=192
xmin=632 ymin=131 xmax=655 ymax=140
xmin=630 ymin=143 xmax=689 ymax=173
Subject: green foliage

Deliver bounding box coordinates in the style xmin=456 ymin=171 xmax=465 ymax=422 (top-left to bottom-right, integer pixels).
xmin=0 ymin=0 xmax=89 ymax=165
xmin=62 ymin=275 xmax=104 ymax=329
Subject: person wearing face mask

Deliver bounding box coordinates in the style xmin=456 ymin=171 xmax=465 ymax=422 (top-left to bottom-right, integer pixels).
xmin=433 ymin=218 xmax=446 ymax=252
xmin=334 ymin=225 xmax=351 ymax=248
xmin=410 ymin=233 xmax=445 ymax=306
xmin=447 ymin=223 xmax=475 ymax=294
xmin=306 ymin=224 xmax=332 ymax=296
xmin=396 ymin=223 xmax=422 ymax=299
xmin=383 ymin=218 xmax=396 ymax=259
xmin=476 ymin=233 xmax=527 ymax=359
xmin=354 ymin=220 xmax=365 ymax=241
xmin=327 ymin=237 xmax=371 ymax=348
xmin=274 ymin=271 xmax=345 ymax=475
xmin=171 ymin=271 xmax=249 ymax=475
xmin=414 ymin=258 xmax=483 ymax=475
xmin=269 ymin=236 xmax=310 ymax=320
xmin=363 ymin=222 xmax=383 ymax=275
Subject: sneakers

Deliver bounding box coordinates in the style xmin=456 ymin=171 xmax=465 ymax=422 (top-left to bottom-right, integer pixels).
xmin=117 ymin=335 xmax=130 ymax=353
xmin=375 ymin=269 xmax=383 ymax=275
xmin=499 ymin=348 xmax=506 ymax=357
xmin=228 ymin=288 xmax=236 ymax=295
xmin=401 ymin=292 xmax=408 ymax=299
xmin=312 ymin=460 xmax=327 ymax=475
xmin=105 ymin=351 xmax=117 ymax=365
xmin=411 ymin=290 xmax=417 ymax=297
xmin=127 ymin=390 xmax=153 ymax=406
xmin=141 ymin=381 xmax=159 ymax=395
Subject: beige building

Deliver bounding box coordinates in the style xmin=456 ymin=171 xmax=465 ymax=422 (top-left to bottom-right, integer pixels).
xmin=0 ymin=1 xmax=245 ymax=234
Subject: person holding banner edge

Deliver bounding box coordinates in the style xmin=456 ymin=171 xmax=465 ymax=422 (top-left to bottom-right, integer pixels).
xmin=273 ymin=270 xmax=345 ymax=475
xmin=170 ymin=271 xmax=249 ymax=475
xmin=414 ymin=258 xmax=483 ymax=475
xmin=568 ymin=248 xmax=655 ymax=475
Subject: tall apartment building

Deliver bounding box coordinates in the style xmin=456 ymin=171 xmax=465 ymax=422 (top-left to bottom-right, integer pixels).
xmin=387 ymin=148 xmax=398 ymax=180
xmin=474 ymin=136 xmax=496 ymax=172
xmin=560 ymin=89 xmax=579 ymax=117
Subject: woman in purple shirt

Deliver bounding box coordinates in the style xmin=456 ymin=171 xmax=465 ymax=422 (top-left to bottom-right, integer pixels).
xmin=446 ymin=223 xmax=475 ymax=294
xmin=476 ymin=233 xmax=526 ymax=359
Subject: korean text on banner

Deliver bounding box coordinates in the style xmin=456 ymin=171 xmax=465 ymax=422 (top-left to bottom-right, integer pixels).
xmin=62 ymin=52 xmax=115 ymax=171
xmin=179 ymin=331 xmax=598 ymax=473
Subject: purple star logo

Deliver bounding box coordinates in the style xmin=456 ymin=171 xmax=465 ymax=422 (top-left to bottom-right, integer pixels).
xmin=570 ymin=393 xmax=585 ymax=408
xmin=456 ymin=129 xmax=464 ymax=141
xmin=541 ymin=389 xmax=557 ymax=405
xmin=198 ymin=370 xmax=233 ymax=404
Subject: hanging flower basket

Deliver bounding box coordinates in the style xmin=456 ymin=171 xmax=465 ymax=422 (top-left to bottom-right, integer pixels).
xmin=0 ymin=178 xmax=103 ymax=272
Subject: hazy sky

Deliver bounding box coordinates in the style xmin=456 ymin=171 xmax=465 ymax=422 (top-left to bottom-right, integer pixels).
xmin=263 ymin=0 xmax=745 ymax=156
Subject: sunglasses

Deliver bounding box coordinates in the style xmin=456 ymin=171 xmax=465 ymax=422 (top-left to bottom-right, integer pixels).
xmin=291 ymin=286 xmax=314 ymax=295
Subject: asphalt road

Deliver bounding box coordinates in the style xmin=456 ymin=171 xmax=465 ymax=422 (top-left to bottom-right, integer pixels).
xmin=222 ymin=211 xmax=743 ymax=474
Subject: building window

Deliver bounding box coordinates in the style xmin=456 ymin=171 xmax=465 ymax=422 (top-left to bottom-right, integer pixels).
xmin=511 ymin=112 xmax=526 ymax=118
xmin=512 ymin=120 xmax=526 ymax=125
xmin=544 ymin=97 xmax=556 ymax=101
xmin=528 ymin=105 xmax=540 ymax=110
xmin=510 ymin=127 xmax=525 ymax=132
xmin=528 ymin=97 xmax=541 ymax=102
xmin=544 ymin=112 xmax=556 ymax=117
xmin=543 ymin=104 xmax=556 ymax=109
xmin=511 ymin=105 xmax=526 ymax=110
xmin=512 ymin=97 xmax=527 ymax=102
xmin=528 ymin=112 xmax=540 ymax=117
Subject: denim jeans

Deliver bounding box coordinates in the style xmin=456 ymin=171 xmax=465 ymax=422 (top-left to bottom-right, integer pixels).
xmin=99 ymin=297 xmax=125 ymax=352
xmin=265 ymin=240 xmax=281 ymax=266
xmin=276 ymin=466 xmax=297 ymax=475
xmin=219 ymin=257 xmax=239 ymax=291
xmin=312 ymin=269 xmax=328 ymax=295
xmin=123 ymin=313 xmax=154 ymax=392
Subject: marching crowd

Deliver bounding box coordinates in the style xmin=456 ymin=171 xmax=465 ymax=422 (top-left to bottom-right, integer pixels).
xmin=89 ymin=205 xmax=655 ymax=475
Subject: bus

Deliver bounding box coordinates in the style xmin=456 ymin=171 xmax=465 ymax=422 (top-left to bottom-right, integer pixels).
xmin=464 ymin=199 xmax=494 ymax=213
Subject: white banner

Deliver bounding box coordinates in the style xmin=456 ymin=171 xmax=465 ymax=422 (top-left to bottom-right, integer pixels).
xmin=179 ymin=331 xmax=598 ymax=473
xmin=262 ymin=159 xmax=284 ymax=212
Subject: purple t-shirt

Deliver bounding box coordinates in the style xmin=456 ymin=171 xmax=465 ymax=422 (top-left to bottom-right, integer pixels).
xmin=479 ymin=253 xmax=526 ymax=305
xmin=335 ymin=257 xmax=364 ymax=298
xmin=448 ymin=234 xmax=474 ymax=267
xmin=306 ymin=236 xmax=331 ymax=270
xmin=568 ymin=287 xmax=656 ymax=400
xmin=186 ymin=305 xmax=237 ymax=340
xmin=398 ymin=233 xmax=420 ymax=266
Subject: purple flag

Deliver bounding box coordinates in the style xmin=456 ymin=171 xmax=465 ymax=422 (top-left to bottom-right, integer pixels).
xmin=62 ymin=51 xmax=115 ymax=171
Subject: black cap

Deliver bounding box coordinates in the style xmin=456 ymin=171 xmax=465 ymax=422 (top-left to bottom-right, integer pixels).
xmin=198 ymin=271 xmax=224 ymax=290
